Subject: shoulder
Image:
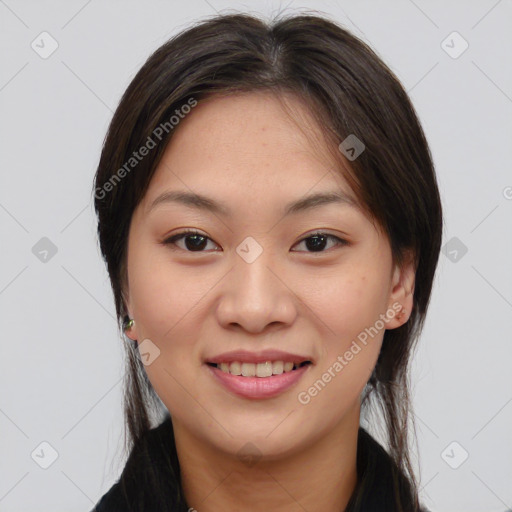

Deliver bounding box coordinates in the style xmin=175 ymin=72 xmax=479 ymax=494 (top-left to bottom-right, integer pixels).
xmin=345 ymin=426 xmax=430 ymax=512
xmin=91 ymin=414 xmax=187 ymax=512
xmin=90 ymin=481 xmax=123 ymax=512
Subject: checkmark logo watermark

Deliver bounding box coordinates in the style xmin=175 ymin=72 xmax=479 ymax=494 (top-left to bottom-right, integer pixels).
xmin=338 ymin=134 xmax=365 ymax=161
xmin=137 ymin=338 xmax=161 ymax=366
xmin=31 ymin=31 xmax=59 ymax=59
xmin=236 ymin=441 xmax=263 ymax=467
xmin=31 ymin=441 xmax=59 ymax=469
xmin=236 ymin=236 xmax=263 ymax=264
xmin=32 ymin=237 xmax=58 ymax=263
xmin=441 ymin=31 xmax=469 ymax=59
xmin=442 ymin=236 xmax=468 ymax=263
xmin=441 ymin=441 xmax=469 ymax=469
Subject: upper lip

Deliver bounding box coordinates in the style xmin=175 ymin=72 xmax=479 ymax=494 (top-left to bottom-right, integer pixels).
xmin=205 ymin=349 xmax=314 ymax=365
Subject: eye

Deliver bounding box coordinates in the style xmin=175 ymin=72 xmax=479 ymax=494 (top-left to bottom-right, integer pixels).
xmin=291 ymin=232 xmax=348 ymax=253
xmin=163 ymin=229 xmax=219 ymax=252
xmin=162 ymin=230 xmax=348 ymax=253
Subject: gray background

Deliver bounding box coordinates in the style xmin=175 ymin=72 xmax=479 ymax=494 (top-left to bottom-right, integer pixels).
xmin=1 ymin=0 xmax=511 ymax=511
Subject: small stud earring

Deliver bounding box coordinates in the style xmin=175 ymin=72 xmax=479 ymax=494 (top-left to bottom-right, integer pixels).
xmin=123 ymin=317 xmax=138 ymax=344
xmin=123 ymin=317 xmax=134 ymax=331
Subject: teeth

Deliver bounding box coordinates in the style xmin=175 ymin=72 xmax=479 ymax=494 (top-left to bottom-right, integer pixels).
xmin=241 ymin=362 xmax=256 ymax=377
xmin=283 ymin=361 xmax=294 ymax=372
xmin=215 ymin=360 xmax=307 ymax=377
xmin=256 ymin=361 xmax=272 ymax=377
xmin=228 ymin=361 xmax=241 ymax=375
xmin=272 ymin=361 xmax=284 ymax=375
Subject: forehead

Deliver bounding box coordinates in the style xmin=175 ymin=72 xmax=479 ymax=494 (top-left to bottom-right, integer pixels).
xmin=142 ymin=91 xmax=357 ymax=212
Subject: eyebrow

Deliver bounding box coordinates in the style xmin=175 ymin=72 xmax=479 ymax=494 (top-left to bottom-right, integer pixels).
xmin=148 ymin=189 xmax=359 ymax=217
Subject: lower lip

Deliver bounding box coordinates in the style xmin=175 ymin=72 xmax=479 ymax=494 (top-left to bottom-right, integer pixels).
xmin=206 ymin=363 xmax=311 ymax=400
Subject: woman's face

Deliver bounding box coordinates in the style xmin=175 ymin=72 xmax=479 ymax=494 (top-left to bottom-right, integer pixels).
xmin=124 ymin=91 xmax=414 ymax=459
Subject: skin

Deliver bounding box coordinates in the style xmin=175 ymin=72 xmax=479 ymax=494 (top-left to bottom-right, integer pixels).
xmin=123 ymin=91 xmax=415 ymax=512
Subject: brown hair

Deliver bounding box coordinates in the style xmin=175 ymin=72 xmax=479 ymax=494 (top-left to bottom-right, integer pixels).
xmin=93 ymin=11 xmax=443 ymax=511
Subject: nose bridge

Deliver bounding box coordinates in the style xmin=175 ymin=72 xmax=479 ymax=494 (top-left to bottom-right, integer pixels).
xmin=235 ymin=237 xmax=276 ymax=291
xmin=216 ymin=235 xmax=296 ymax=332
xmin=234 ymin=234 xmax=282 ymax=301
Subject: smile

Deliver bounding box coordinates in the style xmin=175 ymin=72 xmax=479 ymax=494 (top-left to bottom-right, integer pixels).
xmin=207 ymin=360 xmax=312 ymax=377
xmin=205 ymin=361 xmax=312 ymax=399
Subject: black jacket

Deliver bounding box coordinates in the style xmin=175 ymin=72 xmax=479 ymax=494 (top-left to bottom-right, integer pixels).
xmin=91 ymin=413 xmax=430 ymax=512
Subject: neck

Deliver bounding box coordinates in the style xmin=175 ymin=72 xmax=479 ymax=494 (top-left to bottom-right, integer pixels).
xmin=173 ymin=401 xmax=360 ymax=512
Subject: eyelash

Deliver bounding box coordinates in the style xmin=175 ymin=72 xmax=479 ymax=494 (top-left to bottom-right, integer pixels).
xmin=162 ymin=229 xmax=348 ymax=254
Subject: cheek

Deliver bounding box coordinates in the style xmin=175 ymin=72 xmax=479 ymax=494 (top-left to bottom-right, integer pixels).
xmin=127 ymin=242 xmax=214 ymax=339
xmin=126 ymin=248 xmax=209 ymax=418
xmin=296 ymin=269 xmax=386 ymax=420
xmin=300 ymin=259 xmax=389 ymax=391
xmin=308 ymin=264 xmax=389 ymax=340
xmin=126 ymin=245 xmax=222 ymax=407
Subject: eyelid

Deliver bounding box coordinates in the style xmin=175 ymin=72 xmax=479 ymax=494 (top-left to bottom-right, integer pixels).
xmin=291 ymin=231 xmax=348 ymax=253
xmin=163 ymin=228 xmax=220 ymax=250
xmin=162 ymin=229 xmax=349 ymax=253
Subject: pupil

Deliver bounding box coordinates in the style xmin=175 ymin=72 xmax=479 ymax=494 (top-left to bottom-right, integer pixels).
xmin=185 ymin=234 xmax=207 ymax=251
xmin=306 ymin=235 xmax=327 ymax=252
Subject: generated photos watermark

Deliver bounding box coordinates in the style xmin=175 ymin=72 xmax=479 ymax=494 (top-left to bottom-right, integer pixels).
xmin=297 ymin=301 xmax=402 ymax=405
xmin=94 ymin=97 xmax=198 ymax=200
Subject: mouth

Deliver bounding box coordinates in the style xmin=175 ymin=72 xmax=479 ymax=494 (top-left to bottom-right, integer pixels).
xmin=205 ymin=359 xmax=313 ymax=399
xmin=206 ymin=360 xmax=312 ymax=377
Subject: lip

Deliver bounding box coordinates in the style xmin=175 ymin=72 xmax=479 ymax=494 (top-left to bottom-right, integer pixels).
xmin=206 ymin=362 xmax=312 ymax=400
xmin=205 ymin=349 xmax=313 ymax=365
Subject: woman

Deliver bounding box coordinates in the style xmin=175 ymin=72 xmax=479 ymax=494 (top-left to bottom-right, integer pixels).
xmin=91 ymin=11 xmax=442 ymax=512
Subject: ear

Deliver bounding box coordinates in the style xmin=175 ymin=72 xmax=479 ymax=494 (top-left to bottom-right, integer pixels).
xmin=123 ymin=316 xmax=138 ymax=342
xmin=122 ymin=289 xmax=139 ymax=342
xmin=384 ymin=249 xmax=416 ymax=329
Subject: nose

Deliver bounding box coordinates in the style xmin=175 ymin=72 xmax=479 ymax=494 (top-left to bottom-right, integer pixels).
xmin=215 ymin=245 xmax=298 ymax=334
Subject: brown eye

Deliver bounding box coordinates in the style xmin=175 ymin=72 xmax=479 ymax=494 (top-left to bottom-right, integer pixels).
xmin=163 ymin=230 xmax=348 ymax=254
xmin=163 ymin=230 xmax=219 ymax=252
xmin=292 ymin=233 xmax=347 ymax=253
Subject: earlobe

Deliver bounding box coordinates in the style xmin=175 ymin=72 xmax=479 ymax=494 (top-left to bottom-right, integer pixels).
xmin=122 ymin=295 xmax=138 ymax=341
xmin=123 ymin=316 xmax=138 ymax=341
xmin=121 ymin=287 xmax=138 ymax=341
